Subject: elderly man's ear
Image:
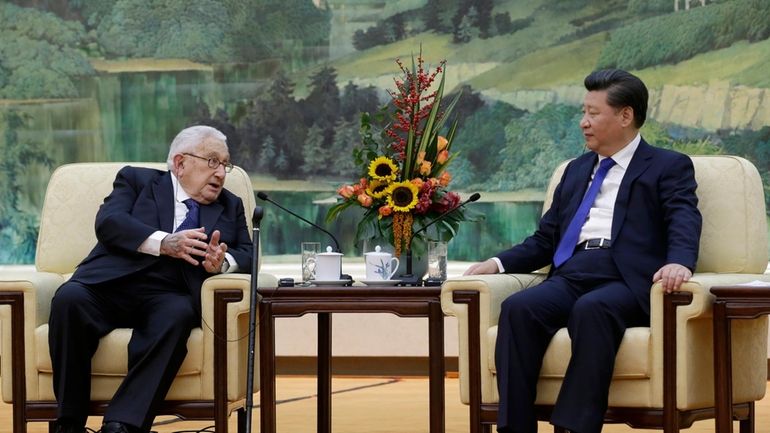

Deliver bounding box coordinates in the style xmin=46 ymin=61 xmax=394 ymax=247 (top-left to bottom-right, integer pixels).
xmin=173 ymin=153 xmax=186 ymax=174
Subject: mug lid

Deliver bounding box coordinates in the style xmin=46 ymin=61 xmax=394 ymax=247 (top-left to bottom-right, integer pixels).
xmin=318 ymin=245 xmax=343 ymax=256
xmin=364 ymin=245 xmax=391 ymax=256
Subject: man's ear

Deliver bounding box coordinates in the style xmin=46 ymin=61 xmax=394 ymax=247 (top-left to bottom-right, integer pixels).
xmin=172 ymin=153 xmax=185 ymax=174
xmin=620 ymin=106 xmax=634 ymax=128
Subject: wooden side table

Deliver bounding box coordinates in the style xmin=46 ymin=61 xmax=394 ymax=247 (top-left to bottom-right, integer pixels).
xmin=257 ymin=285 xmax=445 ymax=433
xmin=710 ymin=285 xmax=770 ymax=433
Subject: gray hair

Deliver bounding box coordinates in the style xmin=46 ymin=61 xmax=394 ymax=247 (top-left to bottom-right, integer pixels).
xmin=166 ymin=125 xmax=228 ymax=170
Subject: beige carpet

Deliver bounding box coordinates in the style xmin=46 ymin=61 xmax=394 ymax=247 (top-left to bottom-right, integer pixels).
xmin=2 ymin=376 xmax=769 ymax=433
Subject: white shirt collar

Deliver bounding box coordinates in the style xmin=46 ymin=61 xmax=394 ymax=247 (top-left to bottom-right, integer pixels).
xmin=171 ymin=173 xmax=191 ymax=204
xmin=599 ymin=132 xmax=640 ymax=170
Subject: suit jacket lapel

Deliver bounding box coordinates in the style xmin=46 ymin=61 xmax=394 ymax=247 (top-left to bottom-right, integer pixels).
xmin=152 ymin=172 xmax=175 ymax=233
xmin=611 ymin=138 xmax=654 ymax=239
xmin=200 ymin=201 xmax=224 ymax=236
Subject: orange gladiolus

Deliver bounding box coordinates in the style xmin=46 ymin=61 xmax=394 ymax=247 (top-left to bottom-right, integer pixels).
xmin=436 ymin=150 xmax=449 ymax=164
xmin=419 ymin=160 xmax=432 ymax=176
xmin=439 ymin=171 xmax=452 ymax=186
xmin=437 ymin=135 xmax=448 ymax=151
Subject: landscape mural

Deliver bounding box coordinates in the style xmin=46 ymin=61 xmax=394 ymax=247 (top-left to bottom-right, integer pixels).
xmin=1 ymin=0 xmax=769 ymax=263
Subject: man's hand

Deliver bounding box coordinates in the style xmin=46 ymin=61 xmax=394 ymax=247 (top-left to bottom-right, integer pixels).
xmin=653 ymin=263 xmax=692 ymax=293
xmin=160 ymin=228 xmax=209 ymax=265
xmin=202 ymin=230 xmax=229 ymax=274
xmin=464 ymin=259 xmax=500 ymax=276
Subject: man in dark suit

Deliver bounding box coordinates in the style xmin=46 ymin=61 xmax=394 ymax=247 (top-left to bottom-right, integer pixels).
xmin=49 ymin=126 xmax=253 ymax=433
xmin=465 ymin=69 xmax=702 ymax=433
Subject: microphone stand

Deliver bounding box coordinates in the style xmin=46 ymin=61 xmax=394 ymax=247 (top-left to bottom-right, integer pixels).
xmin=399 ymin=193 xmax=481 ymax=286
xmin=257 ymin=192 xmax=349 ymax=283
xmin=245 ymin=206 xmax=263 ymax=433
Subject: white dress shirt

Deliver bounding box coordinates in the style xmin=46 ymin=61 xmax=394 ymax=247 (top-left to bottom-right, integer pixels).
xmin=137 ymin=173 xmax=237 ymax=273
xmin=492 ymin=133 xmax=641 ymax=273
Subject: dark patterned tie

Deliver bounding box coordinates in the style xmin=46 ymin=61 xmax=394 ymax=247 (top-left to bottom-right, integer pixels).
xmin=175 ymin=199 xmax=200 ymax=232
xmin=552 ymin=157 xmax=616 ymax=267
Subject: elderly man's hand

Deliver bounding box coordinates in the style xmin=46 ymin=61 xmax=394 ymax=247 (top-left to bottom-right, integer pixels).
xmin=160 ymin=228 xmax=209 ymax=265
xmin=653 ymin=263 xmax=692 ymax=293
xmin=202 ymin=230 xmax=228 ymax=273
xmin=464 ymin=259 xmax=500 ymax=276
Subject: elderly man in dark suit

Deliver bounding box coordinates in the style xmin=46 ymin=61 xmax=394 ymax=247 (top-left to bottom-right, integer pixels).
xmin=465 ymin=69 xmax=702 ymax=433
xmin=49 ymin=126 xmax=253 ymax=433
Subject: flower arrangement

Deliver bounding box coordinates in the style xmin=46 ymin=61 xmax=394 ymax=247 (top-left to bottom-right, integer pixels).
xmin=326 ymin=52 xmax=477 ymax=258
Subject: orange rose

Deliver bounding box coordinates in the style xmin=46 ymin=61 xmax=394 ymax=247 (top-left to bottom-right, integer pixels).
xmin=357 ymin=193 xmax=373 ymax=207
xmin=437 ymin=135 xmax=448 ymax=151
xmin=411 ymin=177 xmax=424 ymax=189
xmin=337 ymin=185 xmax=354 ymax=199
xmin=378 ymin=205 xmax=393 ymax=218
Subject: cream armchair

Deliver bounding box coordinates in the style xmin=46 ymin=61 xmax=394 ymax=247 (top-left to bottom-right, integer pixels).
xmin=0 ymin=163 xmax=277 ymax=433
xmin=441 ymin=155 xmax=770 ymax=433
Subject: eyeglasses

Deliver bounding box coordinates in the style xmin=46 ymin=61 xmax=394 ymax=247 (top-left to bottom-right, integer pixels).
xmin=183 ymin=153 xmax=233 ymax=173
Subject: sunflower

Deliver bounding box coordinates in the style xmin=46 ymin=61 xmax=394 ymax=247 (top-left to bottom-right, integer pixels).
xmin=366 ymin=179 xmax=389 ymax=199
xmin=386 ymin=181 xmax=419 ymax=212
xmin=368 ymin=156 xmax=398 ymax=181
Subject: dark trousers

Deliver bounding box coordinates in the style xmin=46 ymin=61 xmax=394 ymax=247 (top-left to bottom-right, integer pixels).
xmin=48 ymin=268 xmax=197 ymax=432
xmin=495 ymin=249 xmax=649 ymax=433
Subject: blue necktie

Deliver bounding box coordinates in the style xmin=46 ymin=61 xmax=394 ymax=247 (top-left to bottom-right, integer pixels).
xmin=552 ymin=157 xmax=616 ymax=267
xmin=175 ymin=199 xmax=200 ymax=232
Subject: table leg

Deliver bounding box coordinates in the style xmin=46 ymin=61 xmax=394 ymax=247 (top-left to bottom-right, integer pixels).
xmin=259 ymin=301 xmax=277 ymax=433
xmin=713 ymin=301 xmax=733 ymax=433
xmin=428 ymin=301 xmax=446 ymax=433
xmin=318 ymin=312 xmax=332 ymax=433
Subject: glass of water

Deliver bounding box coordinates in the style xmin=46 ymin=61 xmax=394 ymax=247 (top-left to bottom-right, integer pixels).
xmin=301 ymin=242 xmax=320 ymax=282
xmin=427 ymin=240 xmax=448 ymax=281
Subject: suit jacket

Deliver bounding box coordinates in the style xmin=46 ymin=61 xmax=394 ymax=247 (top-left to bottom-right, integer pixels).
xmin=496 ymin=139 xmax=702 ymax=313
xmin=71 ymin=166 xmax=253 ymax=313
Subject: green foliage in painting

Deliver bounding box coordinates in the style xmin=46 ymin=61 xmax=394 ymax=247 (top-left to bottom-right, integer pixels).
xmin=599 ymin=0 xmax=770 ymax=70
xmin=223 ymin=0 xmax=331 ymax=61
xmin=493 ymin=104 xmax=586 ymax=191
xmin=0 ymin=111 xmax=53 ymax=263
xmin=0 ymin=3 xmax=93 ymax=99
xmin=96 ymin=0 xmax=234 ymax=62
xmin=450 ymin=100 xmax=525 ymax=189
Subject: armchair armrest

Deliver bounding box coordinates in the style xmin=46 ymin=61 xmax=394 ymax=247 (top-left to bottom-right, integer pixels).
xmin=0 ymin=271 xmax=65 ymax=403
xmin=440 ymin=273 xmax=546 ymax=405
xmin=648 ymin=274 xmax=770 ymax=409
xmin=198 ymin=272 xmax=277 ymax=402
xmin=441 ymin=273 xmax=546 ymax=327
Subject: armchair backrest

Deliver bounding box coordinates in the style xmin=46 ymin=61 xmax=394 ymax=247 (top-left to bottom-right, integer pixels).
xmin=543 ymin=155 xmax=767 ymax=274
xmin=35 ymin=163 xmax=256 ymax=275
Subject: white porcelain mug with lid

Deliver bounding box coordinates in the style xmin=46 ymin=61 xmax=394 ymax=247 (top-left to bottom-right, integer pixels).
xmin=306 ymin=246 xmax=342 ymax=281
xmin=364 ymin=245 xmax=400 ymax=281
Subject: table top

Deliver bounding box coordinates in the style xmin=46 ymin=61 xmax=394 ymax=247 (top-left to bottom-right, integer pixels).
xmin=710 ymin=284 xmax=770 ymax=299
xmin=257 ymin=284 xmax=442 ymax=299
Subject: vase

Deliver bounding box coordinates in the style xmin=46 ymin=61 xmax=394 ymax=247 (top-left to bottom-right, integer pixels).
xmin=363 ymin=239 xmax=429 ymax=280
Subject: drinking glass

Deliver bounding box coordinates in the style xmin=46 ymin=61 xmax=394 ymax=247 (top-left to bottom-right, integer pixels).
xmin=427 ymin=241 xmax=448 ymax=281
xmin=301 ymin=242 xmax=320 ymax=281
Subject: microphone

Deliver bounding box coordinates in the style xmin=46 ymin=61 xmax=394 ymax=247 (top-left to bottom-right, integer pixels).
xmin=256 ymin=192 xmax=342 ymax=254
xmin=403 ymin=192 xmax=481 ymax=284
xmin=245 ymin=206 xmax=263 ymax=433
